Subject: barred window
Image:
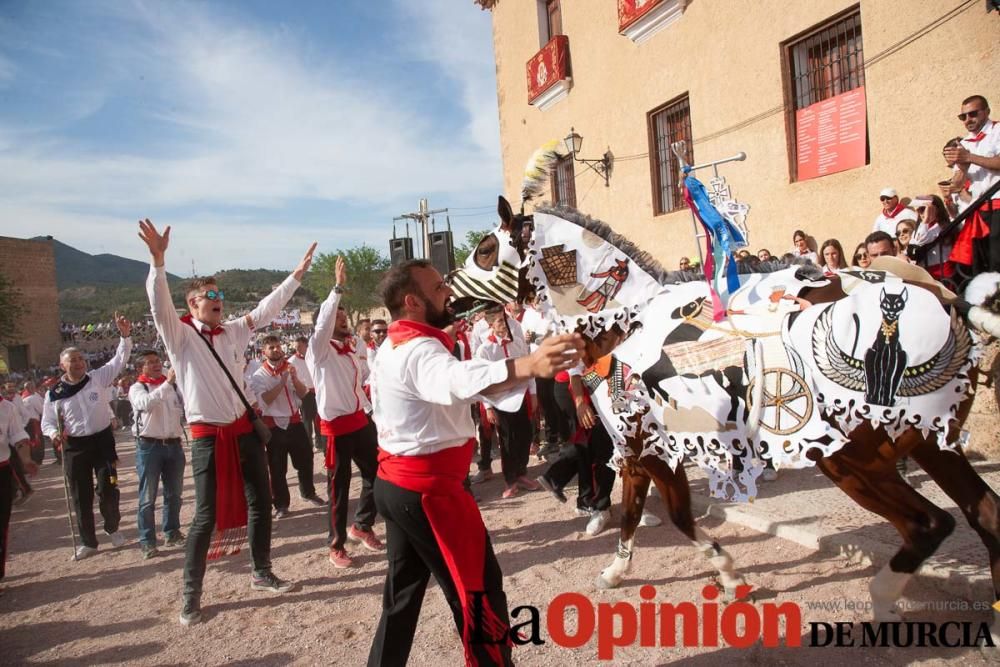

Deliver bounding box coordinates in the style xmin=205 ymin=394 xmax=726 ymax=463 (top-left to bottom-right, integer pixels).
xmin=649 ymin=95 xmax=692 ymax=215
xmin=552 ymin=154 xmax=576 ymax=207
xmin=789 ymin=10 xmax=864 ymax=110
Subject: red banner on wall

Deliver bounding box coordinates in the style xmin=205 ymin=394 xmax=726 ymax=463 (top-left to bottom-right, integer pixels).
xmin=795 ymin=86 xmax=867 ymax=181
xmin=618 ymin=0 xmax=665 ymax=31
xmin=526 ymin=35 xmax=569 ymax=104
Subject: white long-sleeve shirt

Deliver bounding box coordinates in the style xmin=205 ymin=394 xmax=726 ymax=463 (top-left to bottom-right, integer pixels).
xmin=147 ymin=264 xmax=301 ymax=425
xmin=249 ymin=361 xmax=302 ymax=429
xmin=41 ymin=336 xmax=133 ymax=438
xmin=0 ymin=399 xmax=29 ymax=464
xmin=23 ymin=393 xmax=44 ymax=421
xmin=129 ymin=379 xmax=185 ymax=440
xmin=372 ymin=334 xmax=529 ymax=456
xmin=475 ymin=327 xmax=536 ymax=403
xmin=306 ymin=289 xmax=372 ymax=422
xmin=288 ymin=353 xmax=314 ymax=390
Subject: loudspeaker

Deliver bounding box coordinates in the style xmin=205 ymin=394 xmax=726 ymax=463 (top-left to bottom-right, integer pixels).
xmin=390 ymin=237 xmax=414 ymax=267
xmin=428 ymin=230 xmax=455 ymax=275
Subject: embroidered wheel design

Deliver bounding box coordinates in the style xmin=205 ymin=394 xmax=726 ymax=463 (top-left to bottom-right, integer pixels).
xmin=746 ymin=368 xmax=814 ymax=435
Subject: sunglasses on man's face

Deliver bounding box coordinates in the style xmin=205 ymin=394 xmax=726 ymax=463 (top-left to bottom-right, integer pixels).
xmin=196 ymin=290 xmax=225 ymax=301
xmin=372 ymin=329 xmax=388 ymax=336
xmin=957 ymin=109 xmax=983 ymax=121
xmin=879 ymin=196 xmax=896 ymax=202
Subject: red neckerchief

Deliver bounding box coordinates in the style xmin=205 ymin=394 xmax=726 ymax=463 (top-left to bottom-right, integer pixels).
xmin=387 ymin=319 xmax=453 ymax=352
xmin=367 ymin=340 xmax=377 ymax=350
xmin=487 ymin=334 xmax=510 ymax=358
xmin=181 ymin=313 xmax=223 ymax=344
xmin=330 ymin=336 xmax=355 ymax=356
xmin=137 ymin=374 xmax=167 ymax=386
xmin=884 ymin=203 xmax=907 ymax=219
xmin=263 ymin=359 xmax=289 ymax=376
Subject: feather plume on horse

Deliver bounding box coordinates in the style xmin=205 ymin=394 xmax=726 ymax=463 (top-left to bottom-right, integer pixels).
xmin=447 ymin=141 xmax=1000 ymax=639
xmin=519 ymin=139 xmax=563 ymax=209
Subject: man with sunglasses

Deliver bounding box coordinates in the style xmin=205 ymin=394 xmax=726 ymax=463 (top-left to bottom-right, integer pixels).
xmin=872 ymin=188 xmax=917 ymax=237
xmin=945 ymin=94 xmax=1000 ymax=270
xmin=368 ymin=319 xmax=388 ymax=362
xmin=138 ymin=219 xmax=316 ymax=627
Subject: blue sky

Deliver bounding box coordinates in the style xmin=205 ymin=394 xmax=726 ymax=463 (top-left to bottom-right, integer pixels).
xmin=0 ymin=0 xmax=502 ymax=274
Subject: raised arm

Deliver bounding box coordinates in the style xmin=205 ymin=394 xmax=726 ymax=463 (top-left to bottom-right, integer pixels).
xmin=139 ymin=219 xmax=186 ymax=350
xmin=92 ymin=314 xmax=133 ymax=387
xmin=247 ymin=242 xmax=317 ymax=330
xmin=308 ymin=256 xmax=346 ymax=361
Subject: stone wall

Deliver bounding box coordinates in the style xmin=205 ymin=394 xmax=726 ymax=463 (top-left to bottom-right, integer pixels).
xmin=0 ymin=237 xmax=62 ymax=371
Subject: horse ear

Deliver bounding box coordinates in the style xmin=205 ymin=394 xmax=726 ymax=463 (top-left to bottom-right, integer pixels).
xmin=498 ymin=196 xmax=514 ymax=230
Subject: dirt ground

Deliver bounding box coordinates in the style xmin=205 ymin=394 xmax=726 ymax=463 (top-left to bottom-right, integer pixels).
xmin=2 ymin=434 xmax=998 ymax=666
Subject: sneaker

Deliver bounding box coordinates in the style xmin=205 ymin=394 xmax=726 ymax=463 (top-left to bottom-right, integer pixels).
xmin=74 ymin=545 xmax=98 ymax=560
xmin=470 ymin=469 xmax=494 ymax=484
xmin=536 ymin=444 xmax=558 ymax=460
xmin=516 ymin=475 xmax=542 ymax=492
xmin=639 ymin=511 xmax=662 ymax=527
xmin=165 ymin=531 xmax=186 ymax=548
xmin=586 ymin=510 xmax=611 ymax=536
xmin=328 ymin=547 xmax=355 ymax=569
xmin=107 ymin=530 xmax=126 ymax=548
xmin=303 ymin=495 xmax=327 ymax=508
xmin=347 ymin=526 xmax=385 ymax=552
xmin=501 ymin=485 xmax=519 ymax=499
xmin=274 ymin=508 xmax=290 ymax=519
xmin=179 ymin=598 xmax=202 ymax=626
xmin=141 ymin=544 xmax=159 ymax=560
xmin=574 ymin=507 xmax=593 ymax=517
xmin=13 ymin=488 xmax=34 ymax=507
xmin=250 ymin=571 xmax=297 ymax=593
xmin=536 ymin=476 xmax=567 ymax=503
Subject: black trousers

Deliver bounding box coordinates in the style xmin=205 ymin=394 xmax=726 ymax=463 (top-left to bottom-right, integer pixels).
xmin=495 ymin=403 xmax=532 ymax=485
xmin=265 ymin=422 xmax=316 ymax=510
xmin=475 ymin=404 xmax=494 ymax=472
xmin=63 ymin=427 xmax=120 ymax=548
xmin=536 ymin=377 xmax=569 ymax=445
xmin=183 ymin=431 xmax=273 ymax=600
xmin=0 ymin=462 xmax=12 ymax=580
xmin=300 ymin=390 xmax=322 ymax=449
xmin=368 ymin=477 xmax=513 ymax=667
xmin=328 ymin=418 xmax=379 ymax=548
xmin=542 ymin=422 xmax=615 ymax=512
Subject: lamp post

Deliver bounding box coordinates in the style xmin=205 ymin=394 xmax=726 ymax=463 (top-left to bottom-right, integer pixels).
xmin=564 ymin=127 xmax=613 ymax=187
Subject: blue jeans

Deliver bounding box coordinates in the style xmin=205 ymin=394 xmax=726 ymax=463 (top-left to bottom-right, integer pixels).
xmin=135 ymin=437 xmax=186 ymax=547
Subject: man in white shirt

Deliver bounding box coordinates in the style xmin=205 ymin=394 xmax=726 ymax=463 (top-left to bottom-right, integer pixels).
xmin=41 ymin=315 xmax=133 ymax=561
xmin=21 ymin=381 xmax=45 ymax=465
xmin=288 ymin=336 xmax=322 ymax=452
xmin=1 ymin=381 xmax=33 ymax=505
xmin=0 ymin=394 xmax=30 ymax=584
xmin=250 ymin=335 xmax=324 ymax=519
xmin=872 ymin=188 xmax=918 ymax=237
xmin=130 ymin=350 xmax=187 ymax=560
xmin=945 ymin=94 xmax=1000 ymax=270
xmin=366 ymin=258 xmax=583 ymax=666
xmin=476 ymin=307 xmax=540 ymax=499
xmin=139 ymin=219 xmax=314 ymax=626
xmin=306 ymin=257 xmax=383 ymax=570
xmin=368 ymin=319 xmax=388 ymax=363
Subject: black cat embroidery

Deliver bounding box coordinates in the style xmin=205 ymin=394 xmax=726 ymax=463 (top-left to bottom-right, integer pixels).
xmin=863 ymin=288 xmax=908 ymax=406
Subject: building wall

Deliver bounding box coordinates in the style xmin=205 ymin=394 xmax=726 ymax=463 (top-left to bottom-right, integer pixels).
xmin=0 ymin=237 xmax=61 ymax=371
xmin=489 ymin=0 xmax=999 ymax=266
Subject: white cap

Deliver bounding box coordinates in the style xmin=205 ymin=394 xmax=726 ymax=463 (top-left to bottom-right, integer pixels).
xmin=880 ymin=188 xmax=897 ymax=198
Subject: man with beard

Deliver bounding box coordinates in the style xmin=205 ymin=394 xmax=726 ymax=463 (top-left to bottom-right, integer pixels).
xmin=366 ymin=259 xmax=584 ymax=666
xmin=307 ymin=257 xmax=383 ymax=569
xmin=41 ymin=315 xmax=133 ymax=559
xmin=251 ymin=335 xmax=324 ymax=519
xmin=139 ymin=219 xmax=313 ymax=627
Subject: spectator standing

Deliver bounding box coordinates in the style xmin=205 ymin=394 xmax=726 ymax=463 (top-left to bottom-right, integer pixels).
xmin=872 ymin=188 xmax=918 ymax=237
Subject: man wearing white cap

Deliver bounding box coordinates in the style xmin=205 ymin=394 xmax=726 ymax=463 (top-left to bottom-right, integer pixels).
xmin=872 ymin=188 xmax=918 ymax=237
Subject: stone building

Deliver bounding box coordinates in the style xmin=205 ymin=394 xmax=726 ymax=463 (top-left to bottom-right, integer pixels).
xmin=0 ymin=236 xmax=61 ymax=372
xmin=475 ymin=0 xmax=999 ymax=266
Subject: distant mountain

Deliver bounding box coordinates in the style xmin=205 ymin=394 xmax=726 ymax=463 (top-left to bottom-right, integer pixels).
xmin=31 ymin=237 xmax=183 ymax=288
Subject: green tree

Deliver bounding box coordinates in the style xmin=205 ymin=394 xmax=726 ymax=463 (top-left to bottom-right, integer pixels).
xmin=454 ymin=229 xmax=491 ymax=267
xmin=0 ymin=272 xmax=25 ymax=344
xmin=305 ymin=245 xmax=391 ymax=325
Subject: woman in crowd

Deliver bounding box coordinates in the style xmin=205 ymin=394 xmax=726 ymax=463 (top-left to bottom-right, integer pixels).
xmin=790 ymin=230 xmax=818 ymax=264
xmin=895 ymin=219 xmax=917 ymax=261
xmin=851 ymin=242 xmax=871 ymax=269
xmin=818 ymin=239 xmax=847 ymax=275
xmin=910 ymin=194 xmax=955 ymax=280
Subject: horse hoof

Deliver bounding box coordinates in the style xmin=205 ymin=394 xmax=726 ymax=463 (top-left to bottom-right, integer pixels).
xmin=596 ymin=574 xmax=621 ymax=590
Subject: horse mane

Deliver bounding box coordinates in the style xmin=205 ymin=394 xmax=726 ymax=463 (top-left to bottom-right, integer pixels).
xmin=533 ymin=203 xmax=826 ymax=285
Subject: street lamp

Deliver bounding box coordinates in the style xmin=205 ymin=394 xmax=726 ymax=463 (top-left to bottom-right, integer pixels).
xmin=564 ymin=127 xmax=613 ymax=187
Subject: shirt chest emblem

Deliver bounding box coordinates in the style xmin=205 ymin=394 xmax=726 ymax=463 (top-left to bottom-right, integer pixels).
xmin=88 ymin=391 xmax=99 ymax=402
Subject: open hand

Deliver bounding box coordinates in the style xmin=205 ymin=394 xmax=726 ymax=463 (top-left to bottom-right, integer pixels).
xmin=293 ymin=242 xmax=319 ymax=281
xmin=114 ymin=312 xmax=132 ymax=338
xmin=335 ymin=255 xmax=347 ymax=287
xmin=138 ymin=219 xmax=170 ymax=266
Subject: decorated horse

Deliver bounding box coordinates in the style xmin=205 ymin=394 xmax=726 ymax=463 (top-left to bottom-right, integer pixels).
xmin=448 ymin=144 xmax=1000 ymax=634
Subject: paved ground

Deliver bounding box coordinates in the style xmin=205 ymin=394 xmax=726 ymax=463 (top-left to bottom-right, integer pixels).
xmin=3 ymin=432 xmax=1000 ymax=665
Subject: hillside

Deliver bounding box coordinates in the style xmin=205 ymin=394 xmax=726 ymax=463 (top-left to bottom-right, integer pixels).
xmin=32 ymin=237 xmax=183 ymax=289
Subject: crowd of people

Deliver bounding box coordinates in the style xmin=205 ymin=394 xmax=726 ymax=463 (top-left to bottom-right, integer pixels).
xmin=0 ymin=93 xmax=996 ymax=665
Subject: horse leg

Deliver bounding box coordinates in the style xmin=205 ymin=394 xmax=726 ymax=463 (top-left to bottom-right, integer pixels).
xmin=908 ymin=433 xmax=1000 ymax=637
xmin=597 ymin=461 xmax=649 ymax=589
xmin=644 ymin=456 xmax=747 ymax=599
xmin=816 ymin=426 xmax=956 ymax=621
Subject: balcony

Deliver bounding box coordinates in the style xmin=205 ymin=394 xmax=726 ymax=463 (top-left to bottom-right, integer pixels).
xmin=527 ymin=34 xmax=571 ymax=111
xmin=618 ymin=0 xmax=685 ymax=44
